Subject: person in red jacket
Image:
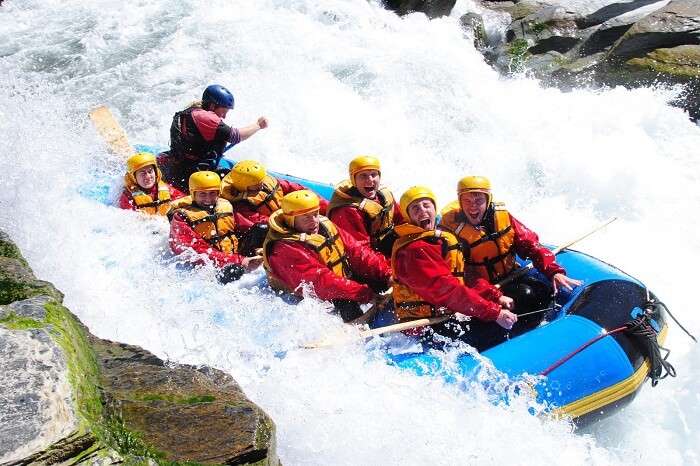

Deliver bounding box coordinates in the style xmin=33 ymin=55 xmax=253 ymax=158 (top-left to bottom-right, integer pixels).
xmin=168 ymin=171 xmax=263 ymax=283
xmin=118 ymin=152 xmax=185 ymax=215
xmin=392 ymin=186 xmax=518 ymax=351
xmin=439 ymin=176 xmax=581 ymax=332
xmin=158 ymin=84 xmax=269 ymax=192
xmin=263 ymin=190 xmax=391 ymax=322
xmin=327 ymin=155 xmax=403 ymax=265
xmin=220 ymin=160 xmax=329 ymax=254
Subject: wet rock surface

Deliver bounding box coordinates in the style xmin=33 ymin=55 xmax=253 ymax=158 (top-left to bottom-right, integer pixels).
xmin=474 ymin=0 xmax=700 ymax=119
xmin=384 ymin=0 xmax=457 ymax=18
xmin=93 ymin=338 xmax=277 ymax=464
xmin=0 ymin=326 xmax=79 ymax=464
xmin=0 ymin=229 xmax=278 ymax=465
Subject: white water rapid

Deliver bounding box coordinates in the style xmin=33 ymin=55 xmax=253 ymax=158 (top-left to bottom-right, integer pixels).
xmin=1 ymin=0 xmax=699 ymax=464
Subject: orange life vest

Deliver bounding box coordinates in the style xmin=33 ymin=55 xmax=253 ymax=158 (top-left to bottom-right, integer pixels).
xmin=440 ymin=201 xmax=515 ymax=283
xmin=327 ymin=180 xmax=397 ymax=249
xmin=123 ymin=173 xmax=172 ymax=216
xmin=171 ymin=197 xmax=238 ymax=254
xmin=220 ymin=174 xmax=284 ymax=217
xmin=391 ymin=223 xmax=464 ymax=321
xmin=263 ymin=211 xmax=350 ymax=293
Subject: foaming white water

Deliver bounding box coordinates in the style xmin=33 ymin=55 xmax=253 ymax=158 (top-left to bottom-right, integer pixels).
xmin=1 ymin=0 xmax=699 ymax=464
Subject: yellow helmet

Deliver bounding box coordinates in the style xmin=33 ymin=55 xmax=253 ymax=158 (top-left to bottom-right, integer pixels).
xmin=227 ymin=160 xmax=267 ymax=191
xmin=399 ymin=185 xmax=437 ymax=220
xmin=189 ymin=171 xmax=221 ymax=193
xmin=281 ymin=190 xmax=320 ymax=218
xmin=349 ymin=155 xmax=381 ymax=186
xmin=127 ymin=152 xmax=157 ymax=174
xmin=458 ymin=176 xmax=492 ymax=204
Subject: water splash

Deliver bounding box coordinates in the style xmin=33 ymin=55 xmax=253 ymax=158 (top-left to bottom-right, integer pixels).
xmin=1 ymin=0 xmax=699 ymax=464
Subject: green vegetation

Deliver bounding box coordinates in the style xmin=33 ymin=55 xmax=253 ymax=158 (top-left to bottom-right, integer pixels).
xmin=507 ymin=39 xmax=531 ymax=72
xmin=0 ymin=233 xmax=28 ymax=266
xmin=530 ymin=22 xmax=548 ymax=34
xmin=45 ymin=302 xmax=103 ymax=428
xmin=0 ymin=312 xmax=44 ymax=330
xmin=0 ymin=257 xmax=62 ymax=305
xmin=627 ymin=55 xmax=700 ymax=78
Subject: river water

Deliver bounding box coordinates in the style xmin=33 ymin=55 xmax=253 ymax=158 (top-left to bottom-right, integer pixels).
xmin=1 ymin=0 xmax=699 ymax=464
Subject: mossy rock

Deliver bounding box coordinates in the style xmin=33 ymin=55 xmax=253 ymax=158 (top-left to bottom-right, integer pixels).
xmin=0 ymin=229 xmax=28 ymax=265
xmin=626 ymin=45 xmax=700 ymax=78
xmin=0 ymin=257 xmax=63 ymax=305
xmin=0 ymin=231 xmax=278 ymax=465
xmin=92 ymin=339 xmax=277 ymax=464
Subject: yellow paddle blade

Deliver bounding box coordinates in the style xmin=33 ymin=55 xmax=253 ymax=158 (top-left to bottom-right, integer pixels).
xmin=88 ymin=105 xmax=134 ymax=159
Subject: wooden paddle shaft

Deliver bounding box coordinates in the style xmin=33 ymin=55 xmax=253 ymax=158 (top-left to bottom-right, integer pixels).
xmin=89 ymin=105 xmax=135 ymax=159
xmin=302 ymin=316 xmax=450 ymax=349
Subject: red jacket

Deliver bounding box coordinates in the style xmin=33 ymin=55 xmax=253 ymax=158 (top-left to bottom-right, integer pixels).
xmin=509 ymin=214 xmax=565 ymax=279
xmin=266 ymin=227 xmax=391 ymax=303
xmin=329 ymin=202 xmax=403 ymax=244
xmin=394 ymin=238 xmax=501 ymax=321
xmin=117 ymin=184 xmax=185 ymax=211
xmin=233 ymin=179 xmax=329 ymax=232
xmin=328 ymin=201 xmax=403 ymax=267
xmin=168 ymin=212 xmax=244 ymax=268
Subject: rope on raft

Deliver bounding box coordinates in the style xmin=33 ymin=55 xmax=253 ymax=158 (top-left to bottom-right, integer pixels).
xmin=540 ymin=301 xmax=677 ymax=387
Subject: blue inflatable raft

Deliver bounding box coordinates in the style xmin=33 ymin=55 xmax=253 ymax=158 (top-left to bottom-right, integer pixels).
xmin=99 ymin=149 xmax=673 ymax=427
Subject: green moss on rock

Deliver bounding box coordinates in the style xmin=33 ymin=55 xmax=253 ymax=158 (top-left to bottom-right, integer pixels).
xmin=45 ymin=301 xmax=103 ymax=426
xmin=626 ymin=45 xmax=700 ymax=78
xmin=507 ymin=39 xmax=531 ymax=72
xmin=0 ymin=257 xmax=62 ymax=305
xmin=0 ymin=311 xmax=44 ymax=330
xmin=0 ymin=230 xmax=29 ymax=266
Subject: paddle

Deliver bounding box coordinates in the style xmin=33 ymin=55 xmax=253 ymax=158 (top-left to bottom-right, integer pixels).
xmin=301 ymin=316 xmax=449 ymax=349
xmin=89 ymin=105 xmax=135 ymax=159
xmin=495 ymin=216 xmax=618 ymax=289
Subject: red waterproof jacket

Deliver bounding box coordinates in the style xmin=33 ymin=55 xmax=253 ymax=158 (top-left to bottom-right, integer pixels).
xmin=266 ymin=227 xmax=391 ymax=303
xmin=328 ymin=201 xmax=403 ymax=267
xmin=117 ymin=184 xmax=185 ymax=211
xmin=394 ymin=238 xmax=502 ymax=321
xmin=233 ymin=179 xmax=329 ymax=233
xmin=329 ymin=202 xmax=403 ymax=244
xmin=169 ymin=212 xmax=244 ymax=268
xmin=509 ymin=214 xmax=565 ymax=279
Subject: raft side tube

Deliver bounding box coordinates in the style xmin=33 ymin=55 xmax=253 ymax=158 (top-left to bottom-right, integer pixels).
xmin=480 ymin=315 xmax=635 ymax=408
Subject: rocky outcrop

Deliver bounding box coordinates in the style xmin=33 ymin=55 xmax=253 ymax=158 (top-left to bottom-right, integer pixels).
xmin=0 ymin=230 xmax=278 ymax=465
xmin=608 ymin=0 xmax=700 ymax=60
xmin=478 ymin=0 xmax=700 ymax=119
xmin=384 ymin=0 xmax=457 ymax=18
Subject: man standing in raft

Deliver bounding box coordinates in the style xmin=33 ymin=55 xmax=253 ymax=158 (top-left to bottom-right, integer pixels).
xmin=168 ymin=171 xmax=263 ymax=283
xmin=439 ymin=176 xmax=581 ymax=332
xmin=392 ymin=186 xmax=518 ymax=351
xmin=263 ymin=190 xmax=391 ymax=322
xmin=159 ymin=84 xmax=269 ymax=192
xmin=118 ymin=152 xmax=185 ymax=215
xmin=327 ymin=155 xmax=403 ymax=262
xmin=220 ymin=160 xmax=329 ymax=254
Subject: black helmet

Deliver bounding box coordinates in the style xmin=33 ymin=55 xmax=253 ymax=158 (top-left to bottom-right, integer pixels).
xmin=202 ymin=84 xmax=234 ymax=109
